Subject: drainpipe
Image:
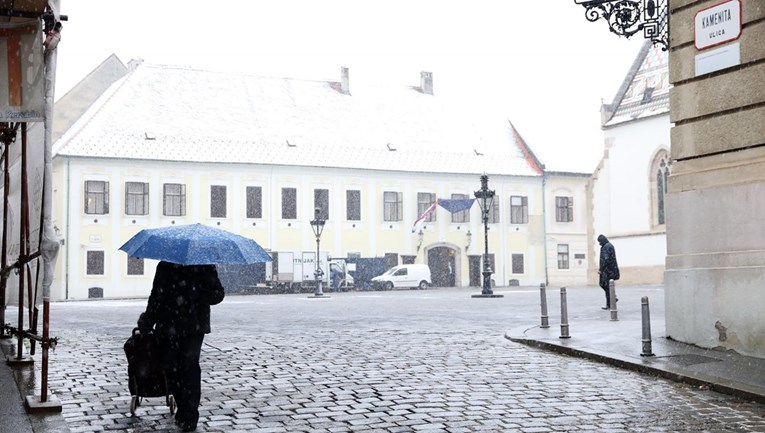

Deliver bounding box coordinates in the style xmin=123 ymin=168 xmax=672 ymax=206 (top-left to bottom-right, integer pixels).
xmin=65 ymin=158 xmax=70 ymax=299
xmin=542 ymin=173 xmax=549 ymax=286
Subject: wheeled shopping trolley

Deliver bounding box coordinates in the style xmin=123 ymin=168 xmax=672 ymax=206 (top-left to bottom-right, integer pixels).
xmin=123 ymin=328 xmax=176 ymax=416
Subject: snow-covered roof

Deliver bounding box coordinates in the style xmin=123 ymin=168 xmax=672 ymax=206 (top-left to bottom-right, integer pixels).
xmin=602 ymin=41 xmax=669 ymax=128
xmin=53 ymin=54 xmax=128 ymax=143
xmin=54 ymin=61 xmax=544 ymax=177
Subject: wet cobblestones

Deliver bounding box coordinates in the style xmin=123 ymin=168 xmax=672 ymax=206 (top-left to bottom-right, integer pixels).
xmin=40 ymin=289 xmax=765 ymax=432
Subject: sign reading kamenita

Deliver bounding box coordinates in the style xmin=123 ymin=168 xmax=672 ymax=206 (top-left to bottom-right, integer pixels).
xmin=0 ymin=20 xmax=45 ymax=122
xmin=694 ymin=0 xmax=742 ymax=50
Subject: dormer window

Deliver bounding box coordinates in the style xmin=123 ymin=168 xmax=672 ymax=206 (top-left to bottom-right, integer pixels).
xmin=641 ymin=87 xmax=655 ymax=104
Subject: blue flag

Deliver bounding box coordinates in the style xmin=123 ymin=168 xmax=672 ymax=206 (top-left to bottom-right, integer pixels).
xmin=438 ymin=198 xmax=475 ymax=213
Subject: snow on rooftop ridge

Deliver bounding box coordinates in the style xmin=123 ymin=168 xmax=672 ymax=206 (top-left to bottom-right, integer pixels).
xmin=53 ymin=71 xmax=133 ymax=157
xmin=55 ymin=61 xmax=543 ymax=177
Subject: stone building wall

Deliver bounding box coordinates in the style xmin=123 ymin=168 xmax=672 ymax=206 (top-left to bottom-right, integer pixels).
xmin=666 ymin=0 xmax=765 ymax=358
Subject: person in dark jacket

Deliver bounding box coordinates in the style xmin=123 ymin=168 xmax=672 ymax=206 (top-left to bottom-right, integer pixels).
xmin=597 ymin=234 xmax=620 ymax=310
xmin=137 ymin=261 xmax=225 ymax=432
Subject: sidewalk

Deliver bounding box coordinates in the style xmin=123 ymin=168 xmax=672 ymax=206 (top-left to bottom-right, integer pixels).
xmin=506 ymin=293 xmax=765 ymax=405
xmin=0 ymin=337 xmax=70 ymax=433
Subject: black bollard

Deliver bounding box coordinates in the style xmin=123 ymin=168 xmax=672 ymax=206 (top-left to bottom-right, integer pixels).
xmin=641 ymin=296 xmax=655 ymax=357
xmin=559 ymin=287 xmax=570 ymax=339
xmin=609 ymin=279 xmax=618 ymax=321
xmin=540 ymin=283 xmax=550 ymax=329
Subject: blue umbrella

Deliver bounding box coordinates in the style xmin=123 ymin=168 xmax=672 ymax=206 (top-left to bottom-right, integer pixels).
xmin=119 ymin=223 xmax=272 ymax=265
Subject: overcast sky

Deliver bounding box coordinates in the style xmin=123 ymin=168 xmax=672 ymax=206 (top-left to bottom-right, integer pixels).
xmin=53 ymin=0 xmax=645 ymax=173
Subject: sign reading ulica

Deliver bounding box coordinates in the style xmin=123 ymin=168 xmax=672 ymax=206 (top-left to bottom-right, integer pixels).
xmin=695 ymin=0 xmax=742 ymax=50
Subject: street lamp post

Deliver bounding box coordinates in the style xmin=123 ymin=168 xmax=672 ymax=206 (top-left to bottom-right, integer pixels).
xmin=309 ymin=207 xmax=327 ymax=298
xmin=472 ymin=174 xmax=503 ymax=298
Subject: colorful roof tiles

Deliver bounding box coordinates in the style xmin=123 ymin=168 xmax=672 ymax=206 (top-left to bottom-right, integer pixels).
xmin=603 ymin=41 xmax=670 ymax=127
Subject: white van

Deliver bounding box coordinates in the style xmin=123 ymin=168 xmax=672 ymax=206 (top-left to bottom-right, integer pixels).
xmin=329 ymin=260 xmax=354 ymax=288
xmin=371 ymin=264 xmax=432 ymax=290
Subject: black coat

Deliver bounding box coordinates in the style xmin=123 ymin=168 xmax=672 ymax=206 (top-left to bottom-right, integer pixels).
xmin=598 ymin=234 xmax=620 ymax=284
xmin=138 ymin=261 xmax=225 ymax=337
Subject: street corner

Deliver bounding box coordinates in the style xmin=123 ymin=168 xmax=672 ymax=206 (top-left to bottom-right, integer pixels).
xmin=504 ymin=324 xmax=540 ymax=344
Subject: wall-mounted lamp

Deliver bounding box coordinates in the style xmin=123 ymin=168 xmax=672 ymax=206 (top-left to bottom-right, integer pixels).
xmin=416 ymin=229 xmax=424 ymax=253
xmin=465 ymin=230 xmax=472 ymax=252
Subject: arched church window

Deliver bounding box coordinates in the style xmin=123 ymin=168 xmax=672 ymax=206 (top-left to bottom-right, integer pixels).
xmin=651 ymin=150 xmax=671 ymax=227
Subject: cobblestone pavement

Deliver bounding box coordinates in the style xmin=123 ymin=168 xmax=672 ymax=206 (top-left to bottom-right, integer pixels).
xmin=33 ymin=287 xmax=765 ymax=432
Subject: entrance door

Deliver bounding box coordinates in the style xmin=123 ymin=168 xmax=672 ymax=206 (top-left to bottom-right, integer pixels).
xmin=427 ymin=246 xmax=456 ymax=287
xmin=468 ymin=255 xmax=481 ymax=287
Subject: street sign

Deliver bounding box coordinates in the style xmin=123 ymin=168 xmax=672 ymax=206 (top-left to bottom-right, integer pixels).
xmin=696 ymin=42 xmax=740 ymax=76
xmin=694 ymin=0 xmax=742 ymax=50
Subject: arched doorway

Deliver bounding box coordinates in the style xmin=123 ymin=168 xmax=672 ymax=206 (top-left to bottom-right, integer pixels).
xmin=427 ymin=245 xmax=458 ymax=287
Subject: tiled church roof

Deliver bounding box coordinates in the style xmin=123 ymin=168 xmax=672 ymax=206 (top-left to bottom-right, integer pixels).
xmin=54 ymin=61 xmax=544 ymax=177
xmin=602 ymin=41 xmax=670 ymax=127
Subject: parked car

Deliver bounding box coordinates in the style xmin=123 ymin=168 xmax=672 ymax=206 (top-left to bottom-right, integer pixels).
xmin=371 ymin=264 xmax=432 ymax=290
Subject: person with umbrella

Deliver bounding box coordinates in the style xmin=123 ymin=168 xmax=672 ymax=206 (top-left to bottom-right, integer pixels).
xmin=122 ymin=224 xmax=271 ymax=430
xmin=137 ymin=261 xmax=225 ymax=432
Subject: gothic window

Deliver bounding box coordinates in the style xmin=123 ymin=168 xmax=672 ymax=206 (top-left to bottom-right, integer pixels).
xmin=651 ymin=150 xmax=671 ymax=227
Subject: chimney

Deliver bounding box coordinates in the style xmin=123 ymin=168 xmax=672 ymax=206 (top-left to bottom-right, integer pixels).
xmin=341 ymin=67 xmax=350 ymax=95
xmin=420 ymin=71 xmax=433 ymax=95
xmin=127 ymin=58 xmax=144 ymax=71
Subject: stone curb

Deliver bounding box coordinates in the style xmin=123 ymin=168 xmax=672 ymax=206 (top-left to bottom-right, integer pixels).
xmin=505 ymin=327 xmax=765 ymax=405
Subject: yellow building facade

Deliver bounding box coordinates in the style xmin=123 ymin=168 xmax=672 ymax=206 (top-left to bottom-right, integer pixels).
xmin=50 ymin=60 xmax=573 ymax=300
xmin=52 ymin=158 xmax=548 ymax=300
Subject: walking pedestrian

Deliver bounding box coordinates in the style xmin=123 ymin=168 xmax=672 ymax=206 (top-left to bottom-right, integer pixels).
xmin=137 ymin=261 xmax=225 ymax=432
xmin=597 ymin=234 xmax=620 ymax=310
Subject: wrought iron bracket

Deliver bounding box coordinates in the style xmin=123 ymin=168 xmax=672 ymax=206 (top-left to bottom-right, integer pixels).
xmin=575 ymin=0 xmax=668 ymax=50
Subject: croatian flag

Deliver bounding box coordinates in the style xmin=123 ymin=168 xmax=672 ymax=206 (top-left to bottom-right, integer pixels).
xmin=412 ymin=199 xmax=438 ymax=232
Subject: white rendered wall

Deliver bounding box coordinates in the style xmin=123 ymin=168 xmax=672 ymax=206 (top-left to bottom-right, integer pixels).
xmin=591 ymin=114 xmax=669 ymax=282
xmin=602 ymin=115 xmax=670 ymax=235
xmin=611 ymin=234 xmax=666 ymax=267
